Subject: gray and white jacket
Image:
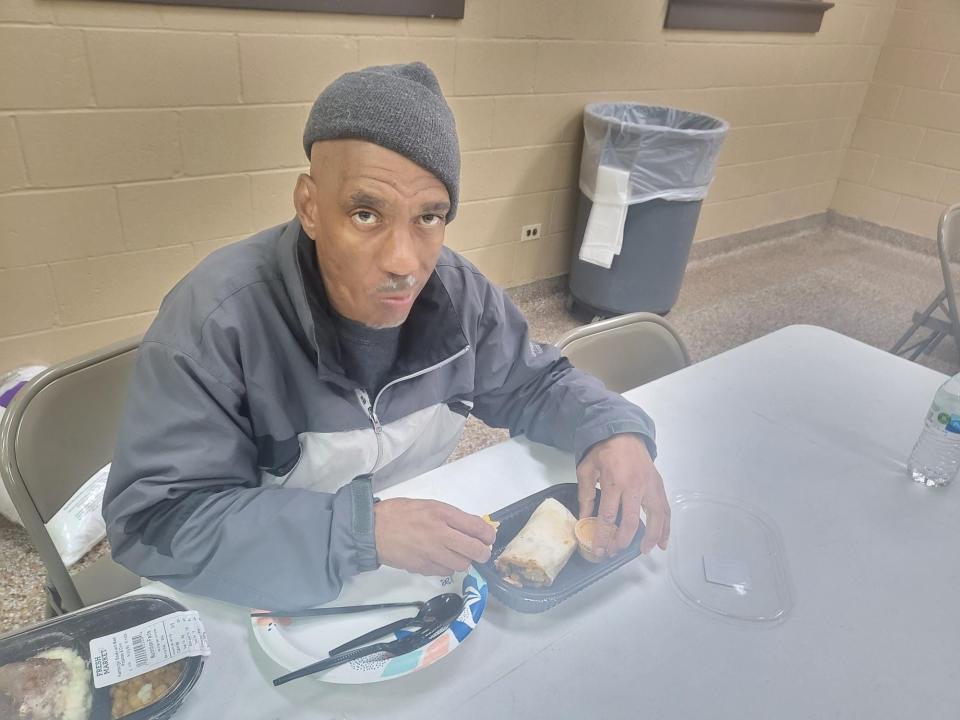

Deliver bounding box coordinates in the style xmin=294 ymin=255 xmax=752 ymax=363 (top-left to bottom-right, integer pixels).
xmin=103 ymin=218 xmax=656 ymax=609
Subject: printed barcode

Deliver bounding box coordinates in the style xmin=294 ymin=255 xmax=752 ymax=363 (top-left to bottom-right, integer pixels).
xmin=131 ymin=633 xmax=147 ymax=667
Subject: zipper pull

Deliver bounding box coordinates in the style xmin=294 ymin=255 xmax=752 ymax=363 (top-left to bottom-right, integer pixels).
xmin=355 ymin=388 xmax=382 ymax=433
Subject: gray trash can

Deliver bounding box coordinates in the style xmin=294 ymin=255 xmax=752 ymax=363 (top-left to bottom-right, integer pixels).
xmin=569 ymin=103 xmax=728 ymax=318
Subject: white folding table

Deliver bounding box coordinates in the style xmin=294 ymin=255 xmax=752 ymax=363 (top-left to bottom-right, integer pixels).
xmin=134 ymin=325 xmax=959 ymax=719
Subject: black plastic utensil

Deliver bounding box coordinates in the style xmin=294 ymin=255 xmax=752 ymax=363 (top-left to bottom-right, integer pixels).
xmin=272 ymin=620 xmax=450 ymax=686
xmin=326 ymin=592 xmax=463 ymax=656
xmin=250 ymin=599 xmax=426 ymax=619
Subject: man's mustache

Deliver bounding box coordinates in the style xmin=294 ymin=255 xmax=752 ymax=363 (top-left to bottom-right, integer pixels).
xmin=375 ymin=275 xmax=417 ymax=293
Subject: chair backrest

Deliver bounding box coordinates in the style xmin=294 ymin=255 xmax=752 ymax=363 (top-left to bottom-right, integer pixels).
xmin=0 ymin=336 xmax=141 ymax=612
xmin=937 ymin=204 xmax=960 ymax=358
xmin=556 ymin=312 xmax=690 ymax=394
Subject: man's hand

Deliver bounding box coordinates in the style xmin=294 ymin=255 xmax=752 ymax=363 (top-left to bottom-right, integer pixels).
xmin=576 ymin=434 xmax=670 ymax=558
xmin=374 ymin=498 xmax=497 ymax=577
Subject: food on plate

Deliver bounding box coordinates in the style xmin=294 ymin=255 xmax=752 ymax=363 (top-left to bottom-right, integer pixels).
xmin=494 ymin=498 xmax=577 ymax=587
xmin=574 ymin=517 xmax=604 ymax=563
xmin=110 ymin=660 xmax=184 ymax=719
xmin=0 ymin=647 xmax=91 ymax=720
xmin=481 ymin=514 xmax=500 ymax=530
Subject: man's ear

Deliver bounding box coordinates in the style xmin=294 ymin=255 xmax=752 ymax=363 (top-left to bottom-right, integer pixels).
xmin=294 ymin=172 xmax=319 ymax=239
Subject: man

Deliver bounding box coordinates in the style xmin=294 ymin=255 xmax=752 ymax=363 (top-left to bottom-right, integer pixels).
xmin=103 ymin=62 xmax=669 ymax=609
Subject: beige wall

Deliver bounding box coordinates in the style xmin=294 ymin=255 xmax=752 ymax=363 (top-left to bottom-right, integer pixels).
xmin=1 ymin=0 xmax=894 ymax=371
xmin=833 ymin=0 xmax=960 ymax=238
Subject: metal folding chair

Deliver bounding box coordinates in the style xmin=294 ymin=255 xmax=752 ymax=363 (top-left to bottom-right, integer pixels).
xmin=0 ymin=337 xmax=143 ymax=615
xmin=892 ymin=204 xmax=960 ymax=365
xmin=556 ymin=312 xmax=691 ymax=394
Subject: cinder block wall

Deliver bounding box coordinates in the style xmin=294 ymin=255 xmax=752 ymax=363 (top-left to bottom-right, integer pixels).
xmin=1 ymin=0 xmax=894 ymax=370
xmin=834 ymin=0 xmax=960 ymax=238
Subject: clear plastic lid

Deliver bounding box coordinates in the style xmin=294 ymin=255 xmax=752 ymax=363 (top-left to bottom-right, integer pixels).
xmin=668 ymin=492 xmax=794 ymax=623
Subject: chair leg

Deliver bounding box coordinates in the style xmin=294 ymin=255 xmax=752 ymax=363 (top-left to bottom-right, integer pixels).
xmin=908 ymin=331 xmax=942 ymax=361
xmin=896 ymin=329 xmax=939 ymax=360
xmin=892 ymin=291 xmax=947 ymax=356
xmin=925 ymin=331 xmax=947 ymax=357
xmin=43 ymin=582 xmax=64 ymax=617
xmin=944 ymin=294 xmax=960 ymax=368
xmin=891 ymin=322 xmax=921 ymax=356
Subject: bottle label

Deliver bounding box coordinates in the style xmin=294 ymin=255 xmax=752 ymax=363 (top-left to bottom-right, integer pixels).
xmin=932 ymin=404 xmax=960 ymax=434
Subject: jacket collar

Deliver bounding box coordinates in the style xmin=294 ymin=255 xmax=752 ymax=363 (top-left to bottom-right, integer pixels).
xmin=277 ymin=217 xmax=469 ymax=387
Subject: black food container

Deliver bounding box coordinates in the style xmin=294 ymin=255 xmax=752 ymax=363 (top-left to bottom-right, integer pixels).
xmin=0 ymin=595 xmax=204 ymax=720
xmin=475 ymin=483 xmax=645 ymax=613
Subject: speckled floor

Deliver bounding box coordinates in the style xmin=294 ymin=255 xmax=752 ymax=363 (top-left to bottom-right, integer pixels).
xmin=0 ymin=223 xmax=953 ymax=634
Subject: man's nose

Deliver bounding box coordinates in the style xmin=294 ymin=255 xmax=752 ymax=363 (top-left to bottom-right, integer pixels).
xmin=379 ymin=224 xmax=419 ymax=278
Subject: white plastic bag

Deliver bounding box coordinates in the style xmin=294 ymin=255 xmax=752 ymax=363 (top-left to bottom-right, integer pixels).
xmin=45 ymin=463 xmax=111 ymax=568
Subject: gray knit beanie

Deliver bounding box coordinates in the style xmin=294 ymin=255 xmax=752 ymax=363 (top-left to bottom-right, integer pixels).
xmin=303 ymin=62 xmax=461 ymax=222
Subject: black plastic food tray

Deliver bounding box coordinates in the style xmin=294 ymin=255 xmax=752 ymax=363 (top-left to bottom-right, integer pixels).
xmin=475 ymin=483 xmax=645 ymax=613
xmin=0 ymin=594 xmax=204 ymax=720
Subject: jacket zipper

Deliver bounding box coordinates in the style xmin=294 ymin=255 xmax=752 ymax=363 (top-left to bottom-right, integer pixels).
xmin=355 ymin=344 xmax=471 ymax=474
xmin=355 ymin=387 xmax=383 ymax=472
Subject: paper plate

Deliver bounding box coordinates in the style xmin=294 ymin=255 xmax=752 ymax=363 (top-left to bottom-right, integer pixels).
xmin=251 ymin=566 xmax=487 ymax=684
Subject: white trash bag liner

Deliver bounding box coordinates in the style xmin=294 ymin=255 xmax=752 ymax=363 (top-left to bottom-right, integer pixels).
xmin=579 ymin=103 xmax=729 ymax=205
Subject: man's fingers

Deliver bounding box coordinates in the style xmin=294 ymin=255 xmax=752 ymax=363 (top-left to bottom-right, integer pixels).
xmin=659 ymin=501 xmax=671 ymax=550
xmin=427 ymin=545 xmax=472 ymax=574
xmin=639 ymin=498 xmax=668 ymax=554
xmin=444 ymin=507 xmax=497 ymax=546
xmin=614 ymin=490 xmax=643 ymax=552
xmin=592 ymin=484 xmax=622 ymax=557
xmin=576 ymin=465 xmax=598 ymax=519
xmin=444 ymin=527 xmax=493 ymax=565
xmin=419 ymin=562 xmax=457 ymax=577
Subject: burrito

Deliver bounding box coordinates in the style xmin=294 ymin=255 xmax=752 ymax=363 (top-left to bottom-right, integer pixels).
xmin=495 ymin=498 xmax=578 ymax=587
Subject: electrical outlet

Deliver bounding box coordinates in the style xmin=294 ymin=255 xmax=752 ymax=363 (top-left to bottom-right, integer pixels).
xmin=521 ymin=223 xmax=542 ymax=242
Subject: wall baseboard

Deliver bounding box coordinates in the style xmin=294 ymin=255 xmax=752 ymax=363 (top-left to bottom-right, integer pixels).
xmin=688 ymin=213 xmax=830 ymax=262
xmin=825 ymin=210 xmax=935 ymax=258
xmin=505 ymin=209 xmax=938 ymax=299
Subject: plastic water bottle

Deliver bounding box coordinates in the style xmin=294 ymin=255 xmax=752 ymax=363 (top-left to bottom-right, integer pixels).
xmin=907 ymin=373 xmax=960 ymax=487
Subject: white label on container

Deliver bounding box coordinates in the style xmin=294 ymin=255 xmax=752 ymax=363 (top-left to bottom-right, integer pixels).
xmin=89 ymin=610 xmax=210 ymax=688
xmin=703 ymin=554 xmax=752 ymax=594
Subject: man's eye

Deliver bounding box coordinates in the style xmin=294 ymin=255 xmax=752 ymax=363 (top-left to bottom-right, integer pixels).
xmin=353 ymin=210 xmax=377 ymax=225
xmin=421 ymin=214 xmax=444 ymax=226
